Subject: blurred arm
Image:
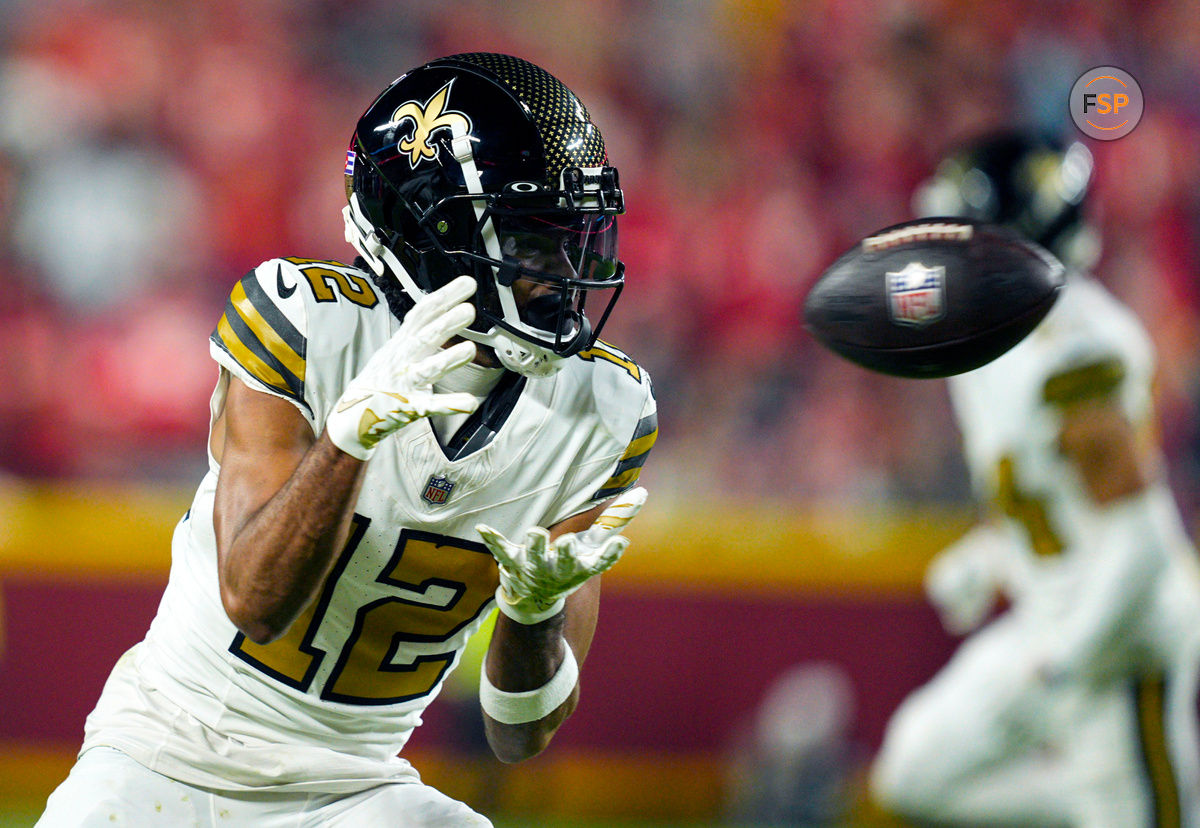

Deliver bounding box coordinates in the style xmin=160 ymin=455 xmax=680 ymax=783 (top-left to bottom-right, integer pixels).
xmin=1037 ymin=395 xmax=1163 ymax=677
xmin=925 ymin=519 xmax=1020 ymax=635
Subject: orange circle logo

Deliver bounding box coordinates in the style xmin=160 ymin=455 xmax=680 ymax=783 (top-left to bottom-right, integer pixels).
xmin=1070 ymin=66 xmax=1143 ymax=140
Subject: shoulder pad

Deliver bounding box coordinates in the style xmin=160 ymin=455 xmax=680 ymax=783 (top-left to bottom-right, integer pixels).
xmin=276 ymin=256 xmax=382 ymax=311
xmin=577 ymin=340 xmax=654 ymax=434
xmin=209 ymin=257 xmax=381 ymax=404
xmin=577 ymin=340 xmax=645 ymax=385
xmin=578 ymin=340 xmax=657 ymax=500
xmin=210 ymin=258 xmax=312 ymax=405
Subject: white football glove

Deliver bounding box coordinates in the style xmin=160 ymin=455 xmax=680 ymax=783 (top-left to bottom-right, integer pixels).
xmin=924 ymin=522 xmax=1015 ymax=635
xmin=477 ymin=487 xmax=649 ymax=625
xmin=326 ymin=275 xmax=479 ymax=461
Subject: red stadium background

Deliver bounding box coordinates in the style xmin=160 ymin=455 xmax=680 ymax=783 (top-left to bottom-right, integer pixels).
xmin=1 ymin=0 xmax=1198 ymax=824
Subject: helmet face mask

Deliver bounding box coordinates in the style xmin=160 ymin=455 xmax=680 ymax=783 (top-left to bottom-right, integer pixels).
xmin=463 ymin=209 xmax=621 ymax=351
xmin=343 ymin=53 xmax=625 ymax=375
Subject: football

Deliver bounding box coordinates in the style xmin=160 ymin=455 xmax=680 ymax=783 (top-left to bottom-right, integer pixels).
xmin=803 ymin=218 xmax=1065 ymax=378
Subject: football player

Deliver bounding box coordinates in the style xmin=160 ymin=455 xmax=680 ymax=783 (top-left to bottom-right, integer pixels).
xmin=37 ymin=53 xmax=656 ymax=827
xmin=870 ymin=131 xmax=1200 ymax=826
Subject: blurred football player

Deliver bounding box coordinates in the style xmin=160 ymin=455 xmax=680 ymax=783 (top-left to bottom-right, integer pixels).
xmin=37 ymin=53 xmax=656 ymax=827
xmin=870 ymin=131 xmax=1200 ymax=827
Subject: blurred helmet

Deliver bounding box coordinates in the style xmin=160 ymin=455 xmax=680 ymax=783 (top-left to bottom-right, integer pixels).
xmin=344 ymin=52 xmax=625 ymax=377
xmin=913 ymin=130 xmax=1097 ymax=269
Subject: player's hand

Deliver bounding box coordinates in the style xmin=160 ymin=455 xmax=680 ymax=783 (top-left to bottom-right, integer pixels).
xmin=924 ymin=523 xmax=1011 ymax=635
xmin=326 ymin=276 xmax=479 ymax=460
xmin=477 ymin=487 xmax=648 ymax=625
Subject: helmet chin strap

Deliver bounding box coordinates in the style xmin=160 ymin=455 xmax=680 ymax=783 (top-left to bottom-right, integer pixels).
xmin=342 ymin=196 xmax=425 ymax=300
xmin=460 ymin=325 xmax=565 ymax=378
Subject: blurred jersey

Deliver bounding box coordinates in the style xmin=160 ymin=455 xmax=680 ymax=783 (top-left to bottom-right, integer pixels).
xmin=947 ymin=273 xmax=1200 ymax=669
xmin=78 ymin=256 xmax=657 ymax=793
xmin=873 ymin=274 xmax=1200 ymax=826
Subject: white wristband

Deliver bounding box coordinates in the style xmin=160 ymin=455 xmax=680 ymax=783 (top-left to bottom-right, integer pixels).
xmin=494 ymin=586 xmax=565 ymax=625
xmin=479 ymin=641 xmax=579 ymax=725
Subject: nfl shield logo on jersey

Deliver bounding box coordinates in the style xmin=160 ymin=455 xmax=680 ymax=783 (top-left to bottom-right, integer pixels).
xmin=421 ymin=475 xmax=455 ymax=505
xmin=886 ymin=262 xmax=946 ymax=327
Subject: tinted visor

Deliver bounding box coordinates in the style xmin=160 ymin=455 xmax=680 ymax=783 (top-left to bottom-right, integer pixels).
xmin=488 ymin=211 xmax=622 ymax=349
xmin=492 ymin=212 xmax=620 ymax=285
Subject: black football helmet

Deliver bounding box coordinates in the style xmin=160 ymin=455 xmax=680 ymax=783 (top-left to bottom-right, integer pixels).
xmin=343 ymin=52 xmax=625 ymax=377
xmin=913 ymin=130 xmax=1097 ymax=268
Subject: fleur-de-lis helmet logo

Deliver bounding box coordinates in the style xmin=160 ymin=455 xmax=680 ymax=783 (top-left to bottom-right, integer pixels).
xmin=391 ymin=80 xmax=472 ymax=169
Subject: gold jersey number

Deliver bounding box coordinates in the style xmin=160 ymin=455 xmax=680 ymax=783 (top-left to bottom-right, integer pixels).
xmin=230 ymin=516 xmax=499 ymax=705
xmin=283 ymin=257 xmax=379 ymax=308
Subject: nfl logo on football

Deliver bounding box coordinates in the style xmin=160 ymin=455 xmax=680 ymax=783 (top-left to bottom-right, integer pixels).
xmin=421 ymin=475 xmax=454 ymax=505
xmin=886 ymin=262 xmax=946 ymax=327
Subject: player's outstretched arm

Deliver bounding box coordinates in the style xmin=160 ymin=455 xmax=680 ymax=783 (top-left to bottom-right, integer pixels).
xmin=477 ymin=488 xmax=647 ymax=763
xmin=214 ymin=276 xmax=480 ymax=644
xmin=924 ymin=520 xmax=1017 ymax=635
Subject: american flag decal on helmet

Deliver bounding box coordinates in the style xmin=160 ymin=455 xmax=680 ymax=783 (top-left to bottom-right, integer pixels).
xmin=421 ymin=475 xmax=455 ymax=505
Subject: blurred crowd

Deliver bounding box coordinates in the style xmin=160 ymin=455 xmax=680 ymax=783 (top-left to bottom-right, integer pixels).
xmin=1 ymin=0 xmax=1198 ymax=518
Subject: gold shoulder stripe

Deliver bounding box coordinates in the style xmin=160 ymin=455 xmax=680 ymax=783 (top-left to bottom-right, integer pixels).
xmin=214 ymin=313 xmax=295 ymax=397
xmin=622 ymin=429 xmax=657 ymax=462
xmin=622 ymin=412 xmax=659 ymax=460
xmin=1043 ymin=358 xmax=1125 ymax=407
xmin=230 ymin=280 xmax=306 ymax=381
xmin=210 ymin=270 xmax=307 ymax=402
xmin=594 ymin=412 xmax=658 ymax=500
xmin=599 ymin=467 xmax=643 ymax=493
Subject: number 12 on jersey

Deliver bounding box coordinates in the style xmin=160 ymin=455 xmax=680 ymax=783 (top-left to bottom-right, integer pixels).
xmin=230 ymin=516 xmax=499 ymax=705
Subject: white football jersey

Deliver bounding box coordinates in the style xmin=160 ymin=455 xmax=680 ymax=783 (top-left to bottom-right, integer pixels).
xmin=947 ymin=273 xmax=1200 ymax=665
xmin=80 ymin=257 xmax=656 ymax=793
xmin=950 ymin=273 xmax=1153 ymax=547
